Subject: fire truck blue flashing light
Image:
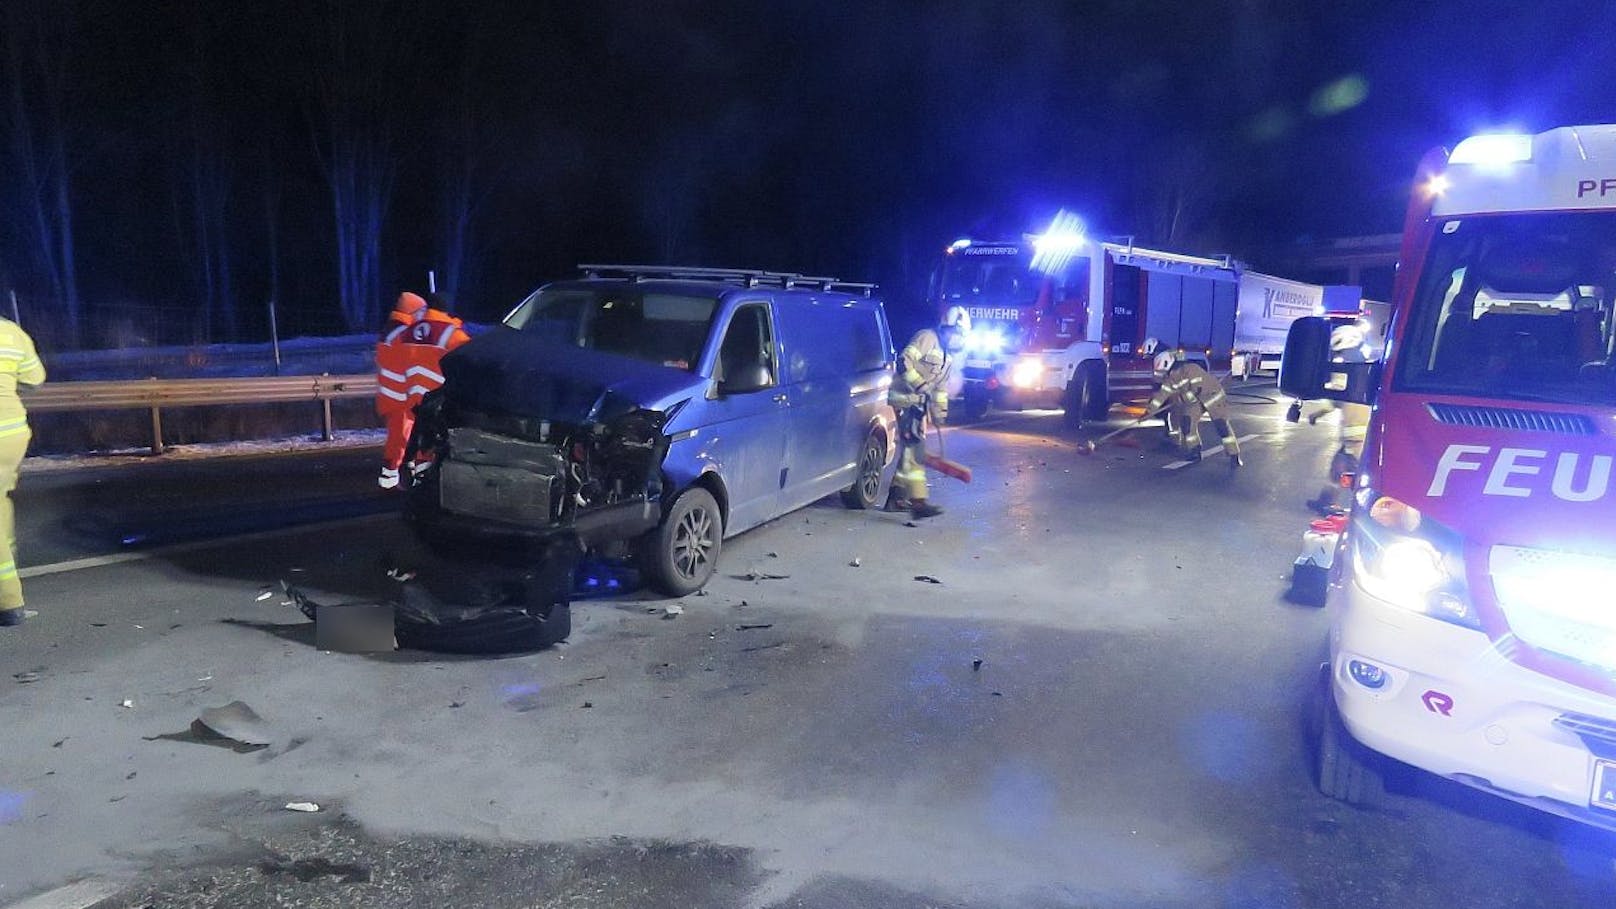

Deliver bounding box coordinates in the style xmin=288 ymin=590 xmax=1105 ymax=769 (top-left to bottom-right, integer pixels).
xmin=1029 ymin=210 xmax=1085 ymax=275
xmin=1449 ymin=133 xmax=1533 ymax=166
xmin=948 ymin=238 xmax=973 ymax=253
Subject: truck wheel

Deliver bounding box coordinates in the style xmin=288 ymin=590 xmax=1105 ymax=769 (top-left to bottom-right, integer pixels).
xmin=1062 ymin=364 xmax=1106 ymax=427
xmin=1315 ymin=681 xmax=1385 ymax=806
xmin=840 ymin=429 xmax=886 ymax=509
xmin=641 ymin=487 xmax=723 ymax=596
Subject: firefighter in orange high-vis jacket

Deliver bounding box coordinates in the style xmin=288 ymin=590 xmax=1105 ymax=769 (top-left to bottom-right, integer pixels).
xmin=398 ymin=298 xmax=471 ymax=480
xmin=376 ymin=292 xmax=427 ymax=489
xmin=0 ymin=317 xmax=45 ymax=627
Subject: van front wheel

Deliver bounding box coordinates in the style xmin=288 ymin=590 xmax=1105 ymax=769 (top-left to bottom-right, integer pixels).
xmin=642 ymin=487 xmax=723 ymax=596
xmin=1315 ymin=681 xmax=1385 ymax=806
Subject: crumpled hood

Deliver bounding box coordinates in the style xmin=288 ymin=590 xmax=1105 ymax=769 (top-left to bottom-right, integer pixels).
xmin=441 ymin=327 xmax=704 ymax=422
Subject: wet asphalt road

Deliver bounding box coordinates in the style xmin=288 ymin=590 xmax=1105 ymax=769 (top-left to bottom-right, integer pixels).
xmin=4 ymin=387 xmax=1616 ymax=908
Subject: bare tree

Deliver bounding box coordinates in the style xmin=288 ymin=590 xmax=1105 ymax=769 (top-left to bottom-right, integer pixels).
xmin=172 ymin=2 xmax=237 ymax=342
xmin=1 ymin=0 xmax=81 ymax=345
xmin=306 ymin=0 xmax=412 ymax=331
xmin=436 ymin=9 xmax=511 ymax=305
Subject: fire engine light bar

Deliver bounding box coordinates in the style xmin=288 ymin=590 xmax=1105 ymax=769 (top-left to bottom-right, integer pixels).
xmin=948 ymin=238 xmax=973 ymax=252
xmin=1030 ymin=210 xmax=1085 ymax=275
xmin=1449 ymin=134 xmax=1533 ymax=166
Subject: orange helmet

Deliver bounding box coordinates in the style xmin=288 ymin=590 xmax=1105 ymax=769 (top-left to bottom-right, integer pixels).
xmin=390 ymin=292 xmax=427 ymax=324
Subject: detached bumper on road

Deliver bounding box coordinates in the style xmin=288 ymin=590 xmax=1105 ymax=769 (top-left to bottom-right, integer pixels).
xmin=1332 ymin=581 xmax=1616 ymax=829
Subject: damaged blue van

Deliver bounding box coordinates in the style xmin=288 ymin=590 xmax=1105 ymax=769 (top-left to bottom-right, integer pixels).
xmin=407 ymin=265 xmax=896 ymax=597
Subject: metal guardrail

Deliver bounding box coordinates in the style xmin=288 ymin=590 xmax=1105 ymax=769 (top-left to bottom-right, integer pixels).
xmin=21 ymin=373 xmax=377 ymax=454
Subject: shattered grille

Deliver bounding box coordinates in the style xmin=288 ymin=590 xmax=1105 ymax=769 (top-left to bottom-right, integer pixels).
xmin=1426 ymin=403 xmax=1596 ymax=435
xmin=439 ymin=428 xmax=562 ymax=527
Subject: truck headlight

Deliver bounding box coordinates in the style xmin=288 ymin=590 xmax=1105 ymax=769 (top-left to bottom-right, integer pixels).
xmin=965 ymin=328 xmax=1006 ymax=356
xmin=1010 ymin=358 xmax=1043 ymax=389
xmin=1350 ymin=491 xmax=1479 ymax=629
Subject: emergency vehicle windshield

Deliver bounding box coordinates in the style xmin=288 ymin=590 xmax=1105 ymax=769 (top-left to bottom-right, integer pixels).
xmin=1396 ymin=212 xmax=1616 ymax=407
xmin=936 ymin=253 xmax=1040 ymax=307
xmin=504 ymin=288 xmax=718 ymax=371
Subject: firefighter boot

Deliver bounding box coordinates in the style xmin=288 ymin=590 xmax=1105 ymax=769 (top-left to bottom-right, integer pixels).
xmin=378 ymin=466 xmax=401 ymax=490
xmin=0 ymin=607 xmax=23 ymax=627
xmin=910 ymin=500 xmax=944 ymax=520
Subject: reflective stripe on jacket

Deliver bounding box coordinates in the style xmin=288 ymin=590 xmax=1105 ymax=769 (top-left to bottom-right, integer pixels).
xmin=889 ymin=328 xmax=951 ymax=423
xmin=375 ymin=322 xmax=414 ymax=414
xmin=402 ymin=310 xmax=471 ymax=405
xmin=0 ymin=318 xmax=45 ymax=438
xmin=1146 ymin=362 xmax=1225 ymax=416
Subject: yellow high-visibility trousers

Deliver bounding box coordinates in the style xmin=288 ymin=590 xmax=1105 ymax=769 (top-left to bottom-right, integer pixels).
xmin=0 ymin=428 xmax=29 ymax=612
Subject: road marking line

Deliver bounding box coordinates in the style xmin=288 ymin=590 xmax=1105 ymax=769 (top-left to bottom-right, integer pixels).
xmin=4 ymin=880 xmax=122 ymax=909
xmin=19 ymin=512 xmax=393 ymax=580
xmin=1163 ymin=434 xmax=1261 ymax=470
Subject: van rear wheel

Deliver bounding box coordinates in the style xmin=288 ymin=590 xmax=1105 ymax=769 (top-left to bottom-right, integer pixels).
xmin=642 ymin=487 xmax=723 ymax=596
xmin=841 ymin=429 xmax=887 ymax=509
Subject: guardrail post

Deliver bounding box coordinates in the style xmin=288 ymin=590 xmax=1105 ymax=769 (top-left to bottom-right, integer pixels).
xmin=150 ymin=408 xmax=164 ymax=454
xmin=318 ymin=373 xmax=336 ymax=442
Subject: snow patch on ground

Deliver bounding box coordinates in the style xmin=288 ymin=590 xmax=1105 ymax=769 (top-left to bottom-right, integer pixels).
xmin=20 ymin=428 xmax=385 ymax=475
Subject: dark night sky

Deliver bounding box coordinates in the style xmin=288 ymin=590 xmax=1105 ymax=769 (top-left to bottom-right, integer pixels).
xmin=3 ymin=0 xmax=1615 ymax=349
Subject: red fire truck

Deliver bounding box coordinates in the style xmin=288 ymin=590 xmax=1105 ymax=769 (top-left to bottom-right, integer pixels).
xmin=929 ymin=217 xmax=1323 ymax=424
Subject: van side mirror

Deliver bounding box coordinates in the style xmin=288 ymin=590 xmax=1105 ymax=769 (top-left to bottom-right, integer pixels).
xmin=718 ymin=363 xmax=772 ymax=396
xmin=1280 ymin=317 xmax=1378 ymax=404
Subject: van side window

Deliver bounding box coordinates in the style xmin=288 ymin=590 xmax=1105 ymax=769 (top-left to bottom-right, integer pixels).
xmin=849 ymin=309 xmax=886 ymax=372
xmin=717 ymin=304 xmax=776 ymax=388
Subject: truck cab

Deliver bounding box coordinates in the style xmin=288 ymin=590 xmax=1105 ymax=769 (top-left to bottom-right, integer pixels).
xmin=1283 ymin=125 xmax=1616 ymax=825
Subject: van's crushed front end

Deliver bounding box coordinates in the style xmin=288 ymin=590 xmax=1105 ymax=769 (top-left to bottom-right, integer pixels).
xmin=405 ymin=329 xmax=696 ymax=554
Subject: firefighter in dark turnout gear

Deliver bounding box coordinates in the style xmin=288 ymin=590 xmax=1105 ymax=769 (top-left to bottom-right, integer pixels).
xmin=1143 ymin=340 xmax=1242 ymax=467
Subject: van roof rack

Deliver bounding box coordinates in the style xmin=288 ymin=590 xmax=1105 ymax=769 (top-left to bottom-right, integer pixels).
xmin=577 ymin=264 xmax=878 ymax=296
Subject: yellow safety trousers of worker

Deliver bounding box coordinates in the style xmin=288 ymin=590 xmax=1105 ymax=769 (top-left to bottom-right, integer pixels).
xmin=0 ymin=427 xmax=29 ymax=612
xmin=896 ymin=437 xmax=929 ymax=501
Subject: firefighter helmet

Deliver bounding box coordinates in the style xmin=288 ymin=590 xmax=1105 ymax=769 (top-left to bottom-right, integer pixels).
xmin=1152 ymin=349 xmax=1180 ymax=381
xmin=1330 ymin=322 xmax=1366 ymax=352
xmin=940 ymin=305 xmax=971 ymax=353
xmin=1141 ymin=337 xmax=1160 ymax=357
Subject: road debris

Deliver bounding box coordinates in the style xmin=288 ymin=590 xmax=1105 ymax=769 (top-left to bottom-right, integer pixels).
xmin=731 ymin=571 xmax=790 ymax=581
xmin=13 ymin=669 xmax=42 ymax=684
xmin=972 ymin=658 xmax=983 ymax=671
xmin=283 ymin=801 xmax=321 ymax=813
xmin=663 ymin=603 xmax=685 ymax=618
xmin=914 ymin=575 xmax=943 ymax=585
xmin=737 ymin=623 xmax=774 ymax=631
xmin=197 ymin=700 xmax=274 ymax=748
xmin=580 ymin=702 xmax=593 ymax=709
xmin=255 ymin=591 xmax=274 ymax=602
xmin=849 ymin=557 xmax=862 ymax=568
xmin=120 ymin=699 xmax=134 ymax=709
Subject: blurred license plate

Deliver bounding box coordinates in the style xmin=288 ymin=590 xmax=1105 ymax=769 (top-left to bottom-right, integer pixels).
xmin=1591 ymin=760 xmax=1616 ymax=811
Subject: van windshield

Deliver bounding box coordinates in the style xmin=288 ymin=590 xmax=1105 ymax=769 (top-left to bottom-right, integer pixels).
xmin=504 ymin=288 xmax=719 ymax=371
xmin=1396 ymin=212 xmax=1616 ymax=406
